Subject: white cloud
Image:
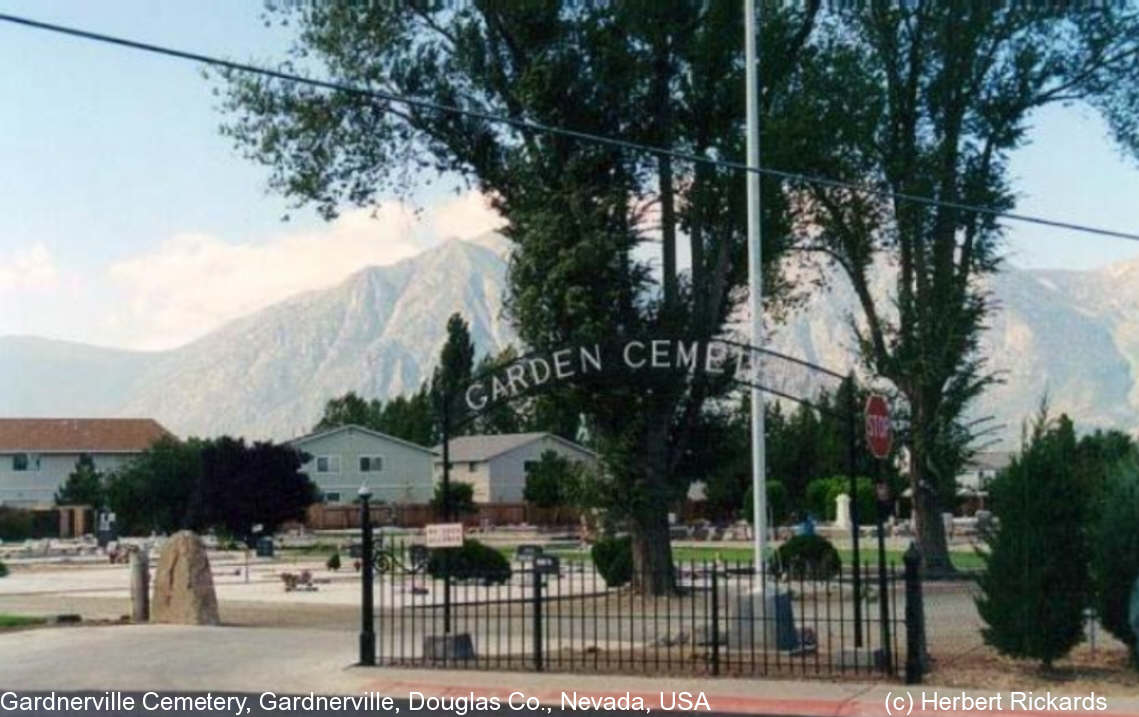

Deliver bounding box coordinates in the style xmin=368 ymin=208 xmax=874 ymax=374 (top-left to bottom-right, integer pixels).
xmin=105 ymin=192 xmax=504 ymax=350
xmin=429 ymin=191 xmax=506 ymax=239
xmin=0 ymin=244 xmax=60 ymax=293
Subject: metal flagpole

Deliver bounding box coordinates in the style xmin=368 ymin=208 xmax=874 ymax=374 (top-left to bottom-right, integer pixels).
xmin=744 ymin=0 xmax=766 ymax=589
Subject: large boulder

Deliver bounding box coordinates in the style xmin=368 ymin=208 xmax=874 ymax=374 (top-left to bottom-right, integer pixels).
xmin=151 ymin=531 xmax=220 ymax=625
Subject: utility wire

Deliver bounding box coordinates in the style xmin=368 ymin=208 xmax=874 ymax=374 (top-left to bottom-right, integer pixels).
xmin=2 ymin=11 xmax=1138 ymax=243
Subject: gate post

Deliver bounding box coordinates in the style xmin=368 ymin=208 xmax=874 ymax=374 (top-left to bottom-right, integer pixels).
xmin=710 ymin=565 xmax=721 ymax=676
xmin=532 ymin=565 xmax=544 ymax=671
xmin=359 ymin=485 xmax=376 ymax=666
xmin=904 ymin=542 xmax=924 ymax=684
xmin=847 ymin=375 xmax=863 ymax=648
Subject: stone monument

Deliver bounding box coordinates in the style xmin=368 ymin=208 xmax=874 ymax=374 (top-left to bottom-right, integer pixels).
xmin=151 ymin=530 xmax=220 ymax=625
xmin=834 ymin=493 xmax=852 ymax=530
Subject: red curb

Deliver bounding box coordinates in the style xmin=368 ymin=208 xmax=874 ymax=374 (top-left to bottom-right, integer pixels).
xmin=359 ymin=678 xmax=1139 ymax=717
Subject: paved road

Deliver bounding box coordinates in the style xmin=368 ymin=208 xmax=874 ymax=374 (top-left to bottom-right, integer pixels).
xmin=0 ymin=624 xmax=873 ymax=716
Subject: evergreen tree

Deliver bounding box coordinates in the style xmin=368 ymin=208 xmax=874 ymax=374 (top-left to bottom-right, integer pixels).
xmin=55 ymin=454 xmax=105 ymax=510
xmin=1089 ymin=452 xmax=1139 ymax=659
xmin=975 ymin=408 xmax=1088 ymax=668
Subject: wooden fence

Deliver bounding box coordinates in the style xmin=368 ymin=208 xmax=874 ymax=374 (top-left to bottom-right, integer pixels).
xmin=304 ymin=502 xmax=579 ymax=531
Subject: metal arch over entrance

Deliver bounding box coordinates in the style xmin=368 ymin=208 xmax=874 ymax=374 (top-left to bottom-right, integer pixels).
xmin=450 ymin=336 xmax=848 ymax=424
xmin=428 ymin=334 xmax=877 ymax=650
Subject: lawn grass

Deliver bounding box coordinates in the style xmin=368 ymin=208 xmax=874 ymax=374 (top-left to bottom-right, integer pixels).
xmin=523 ymin=544 xmax=983 ymax=571
xmin=0 ymin=615 xmax=46 ymax=629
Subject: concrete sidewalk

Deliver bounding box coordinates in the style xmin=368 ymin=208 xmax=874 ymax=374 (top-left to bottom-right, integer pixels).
xmin=1 ymin=625 xmax=1136 ymax=717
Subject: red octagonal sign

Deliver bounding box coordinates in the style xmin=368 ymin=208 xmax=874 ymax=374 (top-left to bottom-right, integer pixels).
xmin=865 ymin=394 xmax=892 ymax=459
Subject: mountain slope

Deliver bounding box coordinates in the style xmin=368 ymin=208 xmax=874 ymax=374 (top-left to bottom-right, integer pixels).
xmin=3 ymin=237 xmax=1139 ymax=446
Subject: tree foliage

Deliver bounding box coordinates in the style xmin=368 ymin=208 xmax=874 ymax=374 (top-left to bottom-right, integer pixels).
xmin=431 ymin=480 xmax=476 ymax=518
xmin=218 ymin=0 xmax=836 ymax=592
xmin=105 ymin=436 xmax=317 ymax=538
xmin=54 ymin=454 xmax=105 ymax=510
xmin=1089 ymin=451 xmax=1139 ymax=657
xmin=976 ymin=409 xmax=1089 ymax=668
xmin=798 ymin=3 xmax=1139 ymax=575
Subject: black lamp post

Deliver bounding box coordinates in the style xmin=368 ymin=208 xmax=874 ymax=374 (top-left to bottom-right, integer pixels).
xmin=358 ymin=483 xmax=375 ymax=666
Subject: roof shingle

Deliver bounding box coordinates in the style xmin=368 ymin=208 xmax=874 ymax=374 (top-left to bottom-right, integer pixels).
xmin=0 ymin=418 xmax=173 ymax=453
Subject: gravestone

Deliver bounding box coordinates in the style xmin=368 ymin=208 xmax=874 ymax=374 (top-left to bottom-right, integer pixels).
xmin=834 ymin=494 xmax=852 ymax=530
xmin=515 ymin=544 xmax=543 ymax=562
xmin=151 ymin=531 xmax=220 ymax=625
xmin=727 ymin=589 xmax=799 ymax=651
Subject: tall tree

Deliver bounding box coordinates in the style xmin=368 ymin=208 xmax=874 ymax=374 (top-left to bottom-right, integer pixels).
xmin=219 ymin=1 xmax=834 ymax=592
xmin=796 ymin=4 xmax=1139 ymax=573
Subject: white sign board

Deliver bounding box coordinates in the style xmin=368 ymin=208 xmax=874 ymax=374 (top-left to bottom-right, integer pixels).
xmin=425 ymin=522 xmax=464 ymax=548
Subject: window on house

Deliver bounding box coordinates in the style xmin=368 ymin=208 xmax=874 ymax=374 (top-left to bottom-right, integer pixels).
xmin=316 ymin=455 xmax=341 ymax=473
xmin=469 ymin=461 xmax=477 ymax=472
xmin=359 ymin=456 xmax=384 ymax=472
xmin=13 ymin=453 xmax=40 ymax=472
xmin=323 ymin=491 xmax=341 ymax=503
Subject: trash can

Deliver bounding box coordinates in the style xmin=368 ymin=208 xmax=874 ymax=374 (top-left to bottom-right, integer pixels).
xmin=255 ymin=536 xmax=275 ymax=558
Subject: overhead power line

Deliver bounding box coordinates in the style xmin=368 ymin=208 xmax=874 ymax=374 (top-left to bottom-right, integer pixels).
xmin=2 ymin=11 xmax=1137 ymax=243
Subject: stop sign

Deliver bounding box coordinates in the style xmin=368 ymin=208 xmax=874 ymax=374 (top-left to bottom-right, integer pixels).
xmin=865 ymin=394 xmax=891 ymax=459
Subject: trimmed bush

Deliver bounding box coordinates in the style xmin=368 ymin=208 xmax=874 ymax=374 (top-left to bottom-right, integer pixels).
xmin=591 ymin=535 xmax=633 ymax=588
xmin=976 ymin=413 xmax=1088 ymax=668
xmin=1089 ymin=454 xmax=1139 ymax=657
xmin=0 ymin=560 xmax=7 ymax=578
xmin=773 ymin=534 xmax=841 ymax=581
xmin=326 ymin=552 xmax=341 ymax=571
xmin=427 ymin=539 xmax=511 ymax=585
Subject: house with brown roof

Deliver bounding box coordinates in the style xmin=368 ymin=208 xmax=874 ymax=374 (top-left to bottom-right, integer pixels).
xmin=0 ymin=418 xmax=173 ymax=507
xmin=432 ymin=432 xmax=597 ymax=503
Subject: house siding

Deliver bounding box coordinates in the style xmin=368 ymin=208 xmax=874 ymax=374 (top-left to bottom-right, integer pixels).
xmin=0 ymin=452 xmax=134 ymax=507
xmin=291 ymin=426 xmax=435 ymax=505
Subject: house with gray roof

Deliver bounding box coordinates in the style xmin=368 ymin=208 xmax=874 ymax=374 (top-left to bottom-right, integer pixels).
xmin=434 ymin=432 xmax=597 ymax=503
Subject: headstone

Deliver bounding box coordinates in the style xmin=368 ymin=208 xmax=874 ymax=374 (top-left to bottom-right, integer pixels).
xmin=130 ymin=547 xmax=149 ymax=622
xmin=834 ymin=494 xmax=852 ymax=530
xmin=727 ymin=589 xmax=799 ymax=650
xmin=255 ymin=536 xmax=275 ymax=558
xmin=515 ymin=544 xmax=543 ymax=562
xmin=941 ymin=512 xmax=955 ymax=539
xmin=151 ymin=531 xmax=220 ymax=625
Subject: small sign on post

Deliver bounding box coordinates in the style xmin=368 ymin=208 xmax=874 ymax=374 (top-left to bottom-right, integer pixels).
xmin=865 ymin=394 xmax=892 ymax=459
xmin=425 ymin=522 xmax=464 ymax=548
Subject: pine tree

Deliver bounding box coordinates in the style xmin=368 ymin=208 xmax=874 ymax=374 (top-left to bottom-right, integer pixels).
xmin=55 ymin=454 xmax=105 ymax=510
xmin=975 ymin=408 xmax=1088 ymax=668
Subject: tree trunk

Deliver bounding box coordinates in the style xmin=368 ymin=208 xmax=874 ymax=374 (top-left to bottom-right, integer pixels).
xmin=908 ymin=406 xmax=955 ymax=577
xmin=630 ymin=418 xmax=676 ymax=595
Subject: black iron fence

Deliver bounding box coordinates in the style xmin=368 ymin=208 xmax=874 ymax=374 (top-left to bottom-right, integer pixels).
xmin=371 ymin=544 xmax=912 ymax=680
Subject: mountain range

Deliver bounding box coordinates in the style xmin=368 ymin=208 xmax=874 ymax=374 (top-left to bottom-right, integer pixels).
xmin=3 ymin=234 xmax=1138 ymax=447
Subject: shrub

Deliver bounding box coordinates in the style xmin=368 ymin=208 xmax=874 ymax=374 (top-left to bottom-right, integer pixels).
xmin=430 ymin=481 xmax=476 ymax=517
xmin=742 ymin=481 xmax=789 ymax=525
xmin=426 ymin=539 xmax=511 ymax=585
xmin=0 ymin=560 xmax=7 ymax=578
xmin=591 ymin=535 xmax=633 ymax=588
xmin=773 ymin=534 xmax=841 ymax=581
xmin=0 ymin=508 xmax=34 ymax=542
xmin=976 ymin=412 xmax=1088 ymax=668
xmin=1089 ymin=453 xmax=1139 ymax=657
xmin=326 ymin=552 xmax=341 ymax=571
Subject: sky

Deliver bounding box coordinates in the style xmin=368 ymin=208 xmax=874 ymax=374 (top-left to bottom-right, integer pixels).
xmin=1 ymin=2 xmax=1137 ymax=351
